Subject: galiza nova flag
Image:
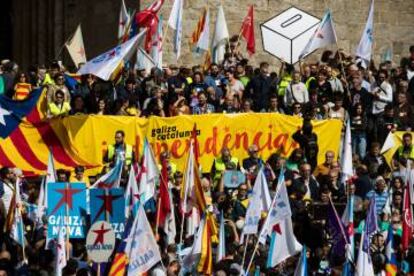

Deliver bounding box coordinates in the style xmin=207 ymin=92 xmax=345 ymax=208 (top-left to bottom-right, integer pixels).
xmin=212 ymin=5 xmax=229 ymax=63
xmin=65 ymin=25 xmax=87 ymax=68
xmin=300 ymin=10 xmax=337 ymax=58
xmin=78 ymin=30 xmax=145 ymax=81
xmin=355 ymin=0 xmax=374 ymax=68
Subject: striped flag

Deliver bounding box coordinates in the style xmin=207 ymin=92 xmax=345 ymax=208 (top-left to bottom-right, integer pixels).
xmin=294 ymin=246 xmax=308 ymax=276
xmin=190 ymin=7 xmax=209 ymax=54
xmin=108 ymin=216 xmax=134 ymax=276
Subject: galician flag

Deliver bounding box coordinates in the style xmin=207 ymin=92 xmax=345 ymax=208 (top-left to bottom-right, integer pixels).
xmin=241 ymin=168 xmax=272 ymax=239
xmin=212 ymin=5 xmax=229 ymax=63
xmin=355 ymin=0 xmax=374 ymax=68
xmin=65 ymin=25 xmax=87 ymax=68
xmin=300 ymin=9 xmax=337 ymax=58
xmin=10 ymin=179 xmax=25 ymax=247
xmin=294 ymin=246 xmax=308 ymax=276
xmin=167 ymin=0 xmax=183 ymax=60
xmin=125 ymin=165 xmax=140 ymax=218
xmin=138 ymin=139 xmax=159 ymax=204
xmin=125 ymin=203 xmax=162 ymax=275
xmin=78 ymin=30 xmax=145 ymax=81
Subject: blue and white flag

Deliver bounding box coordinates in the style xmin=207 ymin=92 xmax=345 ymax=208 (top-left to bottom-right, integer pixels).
xmin=356 ymin=230 xmax=374 ymax=276
xmin=241 ymin=168 xmax=272 ymax=240
xmin=125 ymin=165 xmax=139 ymax=218
xmin=139 ymin=139 xmax=159 ymax=204
xmin=294 ymin=246 xmax=308 ymax=276
xmin=125 ymin=203 xmax=162 ymax=275
xmin=355 ymin=0 xmax=374 ymax=68
xmin=217 ymin=211 xmax=226 ymax=262
xmin=168 ymin=0 xmax=183 ymax=60
xmin=78 ymin=30 xmax=145 ymax=80
xmin=92 ymin=159 xmax=123 ymax=189
xmin=258 ymin=172 xmax=291 ymax=244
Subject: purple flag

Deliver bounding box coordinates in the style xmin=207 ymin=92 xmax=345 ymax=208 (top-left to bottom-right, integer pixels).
xmin=328 ymin=200 xmax=349 ymax=256
xmin=363 ymin=197 xmax=378 ymax=252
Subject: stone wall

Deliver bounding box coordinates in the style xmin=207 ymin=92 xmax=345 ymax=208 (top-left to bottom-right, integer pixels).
xmin=10 ymin=0 xmax=414 ymax=69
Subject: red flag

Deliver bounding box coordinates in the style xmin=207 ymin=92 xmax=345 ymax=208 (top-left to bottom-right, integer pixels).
xmin=135 ymin=0 xmax=165 ymax=52
xmin=240 ymin=5 xmax=255 ymax=55
xmin=191 ymin=124 xmax=200 ymax=165
xmin=402 ymin=182 xmax=413 ymax=252
xmin=157 ymin=157 xmax=171 ymax=227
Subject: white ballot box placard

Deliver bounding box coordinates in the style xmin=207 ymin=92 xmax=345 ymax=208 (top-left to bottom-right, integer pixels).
xmin=261 ymin=7 xmax=320 ymax=64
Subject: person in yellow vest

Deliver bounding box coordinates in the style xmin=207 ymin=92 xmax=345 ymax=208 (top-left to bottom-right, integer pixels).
xmin=158 ymin=151 xmax=177 ymax=179
xmin=395 ymin=133 xmax=414 ymax=163
xmin=104 ymin=130 xmax=135 ymax=168
xmin=47 ymin=90 xmax=71 ymax=118
xmin=210 ymin=147 xmax=239 ymax=187
xmin=13 ymin=73 xmax=32 ymax=100
xmin=69 ymin=166 xmax=90 ymax=188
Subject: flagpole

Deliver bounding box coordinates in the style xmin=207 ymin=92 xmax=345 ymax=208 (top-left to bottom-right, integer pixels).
xmin=17 ymin=178 xmax=26 ymax=263
xmin=240 ymin=234 xmax=250 ymax=275
xmin=55 ymin=27 xmax=78 ymax=60
xmin=243 ymin=236 xmax=260 ymax=276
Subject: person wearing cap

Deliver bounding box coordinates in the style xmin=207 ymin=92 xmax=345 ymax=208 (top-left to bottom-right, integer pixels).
xmin=70 ymin=166 xmax=90 ymax=187
xmin=211 ymin=147 xmax=239 ymax=186
xmin=365 ymin=176 xmax=389 ymax=215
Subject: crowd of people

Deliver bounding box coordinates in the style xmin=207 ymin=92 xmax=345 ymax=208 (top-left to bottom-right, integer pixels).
xmin=1 ymin=37 xmax=414 ymax=275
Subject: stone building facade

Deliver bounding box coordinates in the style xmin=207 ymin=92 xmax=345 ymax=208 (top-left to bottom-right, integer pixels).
xmin=6 ymin=0 xmax=414 ymax=69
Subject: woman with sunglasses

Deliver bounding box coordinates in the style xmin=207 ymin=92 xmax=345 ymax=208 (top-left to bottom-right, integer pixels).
xmin=46 ymin=73 xmax=70 ymax=104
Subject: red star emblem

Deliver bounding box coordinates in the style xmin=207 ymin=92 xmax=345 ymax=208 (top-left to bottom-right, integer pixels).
xmin=273 ymin=223 xmax=282 ymax=235
xmin=108 ymin=49 xmax=117 ymax=58
xmin=50 ymin=185 xmax=83 ymax=215
xmin=93 ymin=192 xmax=123 ymax=222
xmin=346 ymin=224 xmax=354 ymax=236
xmin=93 ymin=223 xmax=111 ymax=245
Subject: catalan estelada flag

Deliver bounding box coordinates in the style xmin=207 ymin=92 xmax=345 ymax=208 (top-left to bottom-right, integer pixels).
xmin=197 ymin=212 xmax=213 ymax=275
xmin=190 ymin=7 xmax=208 ymax=51
xmin=0 ymin=88 xmax=92 ymax=175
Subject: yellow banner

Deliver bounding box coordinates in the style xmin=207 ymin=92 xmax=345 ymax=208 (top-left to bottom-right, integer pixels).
xmin=147 ymin=113 xmax=342 ymax=172
xmin=3 ymin=114 xmax=342 ymax=175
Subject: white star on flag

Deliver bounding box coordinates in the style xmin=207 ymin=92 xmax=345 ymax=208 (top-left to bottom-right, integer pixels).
xmin=0 ymin=106 xmax=12 ymax=126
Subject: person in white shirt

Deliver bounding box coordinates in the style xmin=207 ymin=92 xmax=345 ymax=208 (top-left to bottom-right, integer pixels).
xmin=371 ymin=70 xmax=393 ymax=115
xmin=284 ymin=71 xmax=309 ymax=108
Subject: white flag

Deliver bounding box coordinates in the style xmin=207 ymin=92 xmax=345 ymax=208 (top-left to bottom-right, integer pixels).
xmin=167 ymin=0 xmax=183 ymax=60
xmin=11 ymin=179 xmax=25 ymax=247
xmin=39 ymin=151 xmax=55 ymax=224
xmin=78 ymin=30 xmax=145 ymax=81
xmin=55 ymin=228 xmax=67 ymax=276
xmin=125 ymin=165 xmax=139 ymax=218
xmin=139 ymin=140 xmax=159 ymax=204
xmin=126 ymin=204 xmax=162 ymax=275
xmin=355 ymin=231 xmax=375 ymax=276
xmin=65 ymin=25 xmax=87 ymax=68
xmin=135 ymin=47 xmax=156 ymax=75
xmin=217 ymin=211 xmax=226 ymax=262
xmin=196 ymin=7 xmax=210 ymax=53
xmin=182 ymin=215 xmax=205 ymax=268
xmin=355 ymin=0 xmax=374 ymax=68
xmin=241 ymin=168 xmax=272 ymax=237
xmin=300 ymin=10 xmax=337 ymax=58
xmin=341 ymin=119 xmax=353 ymax=184
xmin=118 ymin=0 xmax=131 ymax=39
xmin=267 ymin=218 xmax=302 ymax=268
xmin=212 ymin=5 xmax=229 ymax=63
xmin=258 ymin=173 xmax=291 ymax=244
